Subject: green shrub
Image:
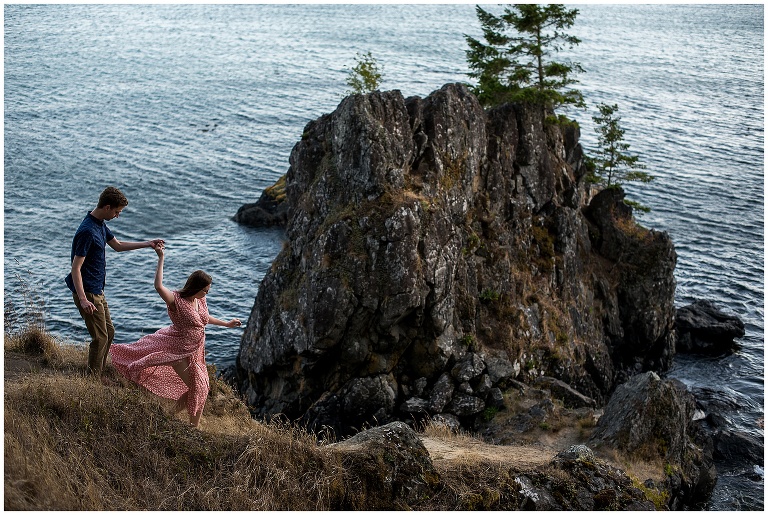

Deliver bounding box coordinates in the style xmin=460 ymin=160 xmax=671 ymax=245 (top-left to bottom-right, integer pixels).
xmin=345 ymin=52 xmax=384 ymax=95
xmin=479 ymin=289 xmax=500 ymax=303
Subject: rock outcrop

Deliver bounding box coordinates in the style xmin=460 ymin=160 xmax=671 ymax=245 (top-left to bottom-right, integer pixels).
xmin=330 ymin=421 xmax=440 ymax=508
xmin=235 ymin=83 xmax=677 ymax=436
xmin=506 ymin=444 xmax=657 ymax=510
xmin=588 ymin=371 xmax=716 ymax=509
xmin=676 ymin=299 xmax=745 ymax=354
xmin=233 ymin=174 xmax=290 ymax=228
xmin=331 ymin=423 xmax=656 ymax=510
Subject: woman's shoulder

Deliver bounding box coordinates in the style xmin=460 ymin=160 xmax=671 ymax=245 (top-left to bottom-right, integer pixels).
xmin=169 ymin=290 xmax=184 ymax=309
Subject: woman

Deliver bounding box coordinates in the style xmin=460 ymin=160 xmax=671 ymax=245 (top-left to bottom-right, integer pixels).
xmin=110 ymin=242 xmax=241 ymax=427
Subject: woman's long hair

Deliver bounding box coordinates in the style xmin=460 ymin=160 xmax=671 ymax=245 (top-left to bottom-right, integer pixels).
xmin=177 ymin=270 xmax=212 ymax=298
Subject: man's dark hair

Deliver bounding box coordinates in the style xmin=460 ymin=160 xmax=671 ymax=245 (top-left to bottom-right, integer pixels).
xmin=98 ymin=186 xmax=129 ymax=208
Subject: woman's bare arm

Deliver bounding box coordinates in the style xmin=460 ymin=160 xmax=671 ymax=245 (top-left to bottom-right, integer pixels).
xmin=208 ymin=315 xmax=242 ymax=328
xmin=153 ymin=244 xmax=175 ymax=309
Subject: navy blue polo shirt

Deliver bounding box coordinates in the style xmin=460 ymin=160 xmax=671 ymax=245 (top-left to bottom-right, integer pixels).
xmin=65 ymin=212 xmax=115 ymax=295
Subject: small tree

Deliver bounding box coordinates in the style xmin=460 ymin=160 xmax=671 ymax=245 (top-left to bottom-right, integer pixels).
xmin=592 ymin=103 xmax=652 ymax=187
xmin=592 ymin=102 xmax=654 ymax=211
xmin=465 ymin=4 xmax=585 ymax=110
xmin=345 ymin=51 xmax=383 ymax=95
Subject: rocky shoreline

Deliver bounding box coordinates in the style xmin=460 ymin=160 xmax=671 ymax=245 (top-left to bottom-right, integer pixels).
xmin=229 ymin=83 xmax=759 ymax=509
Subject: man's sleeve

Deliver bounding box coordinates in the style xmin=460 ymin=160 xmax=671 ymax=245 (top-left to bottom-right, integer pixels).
xmin=71 ymin=231 xmax=93 ymax=258
xmin=105 ymin=225 xmax=115 ymax=242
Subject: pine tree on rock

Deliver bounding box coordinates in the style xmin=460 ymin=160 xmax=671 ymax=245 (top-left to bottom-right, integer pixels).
xmin=592 ymin=102 xmax=654 ymax=212
xmin=592 ymin=102 xmax=653 ymax=187
xmin=465 ymin=4 xmax=585 ymax=111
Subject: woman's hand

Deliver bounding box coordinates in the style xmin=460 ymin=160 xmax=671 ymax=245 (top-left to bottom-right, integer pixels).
xmin=225 ymin=318 xmax=242 ymax=328
xmin=154 ymin=242 xmax=165 ymax=258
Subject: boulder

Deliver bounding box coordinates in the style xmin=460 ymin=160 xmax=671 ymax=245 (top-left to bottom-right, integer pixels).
xmin=400 ymin=397 xmax=429 ymax=415
xmin=481 ymin=349 xmax=517 ymax=384
xmin=473 ymin=374 xmax=492 ymax=396
xmin=299 ymin=374 xmax=397 ymax=433
xmin=676 ymin=299 xmax=745 ymax=354
xmin=556 ymin=444 xmax=596 ymax=463
xmin=589 ymin=372 xmax=716 ymax=509
xmin=713 ymin=429 xmax=764 ymax=468
xmin=428 ymin=372 xmax=455 ymax=414
xmin=450 ymin=352 xmax=486 ymax=382
xmin=330 ymin=421 xmax=440 ymax=509
xmin=457 ymin=381 xmax=473 ymax=394
xmin=446 ymin=393 xmax=485 ymax=417
xmin=233 ymin=174 xmax=289 ymax=228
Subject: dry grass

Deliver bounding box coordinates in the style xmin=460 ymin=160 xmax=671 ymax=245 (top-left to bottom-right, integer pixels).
xmin=419 ymin=422 xmax=523 ymax=509
xmin=421 ymin=419 xmax=477 ymax=443
xmin=263 ymin=173 xmax=287 ymax=202
xmin=6 ymin=328 xmax=543 ymax=511
xmin=614 ymin=213 xmax=651 ymax=241
xmin=4 ymin=326 xmax=84 ymax=372
xmin=4 ymin=328 xmax=350 ymax=510
xmin=4 ymin=325 xmax=658 ymax=510
xmin=594 ymin=446 xmax=670 ymax=509
xmin=597 ymin=446 xmax=667 ymax=485
xmin=426 ymin=460 xmax=523 ymax=510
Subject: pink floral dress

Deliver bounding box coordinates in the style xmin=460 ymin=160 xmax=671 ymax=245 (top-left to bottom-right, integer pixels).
xmin=110 ymin=291 xmax=210 ymax=418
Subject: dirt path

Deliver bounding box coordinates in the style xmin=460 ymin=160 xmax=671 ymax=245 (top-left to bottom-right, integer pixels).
xmin=420 ymin=435 xmax=557 ymax=468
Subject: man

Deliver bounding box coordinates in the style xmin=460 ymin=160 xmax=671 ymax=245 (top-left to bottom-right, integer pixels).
xmin=65 ymin=186 xmax=164 ymax=377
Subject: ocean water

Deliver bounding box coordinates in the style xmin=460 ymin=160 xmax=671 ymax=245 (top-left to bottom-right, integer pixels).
xmin=3 ymin=4 xmax=763 ymax=509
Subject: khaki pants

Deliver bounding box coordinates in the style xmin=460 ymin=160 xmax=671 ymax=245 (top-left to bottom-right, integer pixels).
xmin=72 ymin=292 xmax=115 ymax=375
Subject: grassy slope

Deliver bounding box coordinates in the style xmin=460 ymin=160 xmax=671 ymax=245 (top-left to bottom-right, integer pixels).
xmin=4 ymin=327 xmax=662 ymax=510
xmin=1 ymin=328 xmax=523 ymax=510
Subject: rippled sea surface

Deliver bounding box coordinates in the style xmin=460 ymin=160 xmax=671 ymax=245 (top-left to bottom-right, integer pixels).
xmin=4 ymin=5 xmax=763 ymax=509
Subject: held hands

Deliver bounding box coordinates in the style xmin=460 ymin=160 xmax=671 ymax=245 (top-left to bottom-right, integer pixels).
xmin=226 ymin=318 xmax=242 ymax=328
xmin=150 ymin=239 xmax=166 ymax=257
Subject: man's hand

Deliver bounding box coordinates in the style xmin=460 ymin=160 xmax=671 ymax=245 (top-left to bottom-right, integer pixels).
xmin=79 ymin=297 xmax=97 ymax=315
xmin=149 ymin=239 xmax=165 ymax=249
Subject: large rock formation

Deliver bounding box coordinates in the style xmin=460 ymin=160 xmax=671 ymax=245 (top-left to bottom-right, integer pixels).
xmin=235 ymin=83 xmax=677 ymax=436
